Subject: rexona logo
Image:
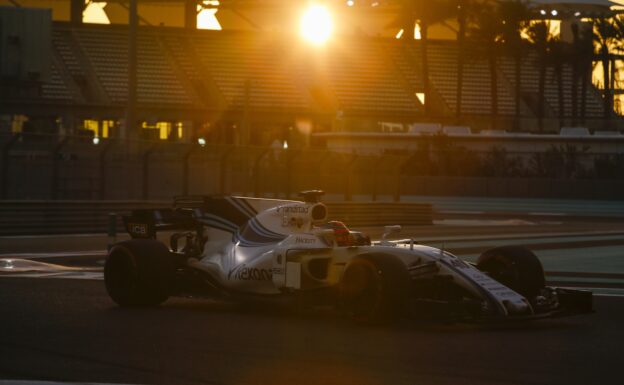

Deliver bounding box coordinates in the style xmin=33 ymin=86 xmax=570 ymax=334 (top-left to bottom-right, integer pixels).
xmin=277 ymin=205 xmax=309 ymax=214
xmin=231 ymin=265 xmax=273 ymax=281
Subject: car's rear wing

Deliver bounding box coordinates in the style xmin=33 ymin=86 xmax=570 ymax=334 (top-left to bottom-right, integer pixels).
xmin=123 ymin=207 xmax=198 ymax=239
xmin=123 ymin=194 xmax=301 ymax=239
xmin=173 ymin=195 xmax=218 ymax=209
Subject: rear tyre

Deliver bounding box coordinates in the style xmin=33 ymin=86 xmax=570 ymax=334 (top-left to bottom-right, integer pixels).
xmin=104 ymin=239 xmax=174 ymax=306
xmin=339 ymin=254 xmax=410 ymax=324
xmin=477 ymin=246 xmax=545 ymax=298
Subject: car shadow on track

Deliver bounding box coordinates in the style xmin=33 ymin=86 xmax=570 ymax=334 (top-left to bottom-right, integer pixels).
xmin=102 ymin=296 xmax=590 ymax=335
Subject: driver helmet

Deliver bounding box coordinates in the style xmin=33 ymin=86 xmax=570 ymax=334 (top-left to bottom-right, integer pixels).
xmin=321 ymin=220 xmax=351 ymax=246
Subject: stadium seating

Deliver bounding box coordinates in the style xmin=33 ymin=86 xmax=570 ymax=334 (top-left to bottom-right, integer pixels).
xmin=315 ymin=38 xmax=419 ymax=114
xmin=53 ymin=29 xmax=84 ymax=82
xmin=25 ymin=22 xmax=615 ymax=126
xmin=72 ymin=26 xmax=192 ymax=105
xmin=499 ymin=54 xmax=604 ymax=118
xmin=386 ymin=40 xmax=517 ymax=116
xmin=40 ymin=61 xmax=73 ymax=101
xmin=190 ymin=31 xmax=309 ymax=110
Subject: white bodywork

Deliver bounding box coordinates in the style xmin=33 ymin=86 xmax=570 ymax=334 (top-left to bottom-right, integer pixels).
xmin=188 ymin=197 xmax=532 ymax=317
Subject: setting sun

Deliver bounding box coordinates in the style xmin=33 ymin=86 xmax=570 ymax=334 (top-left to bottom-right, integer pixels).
xmin=300 ymin=4 xmax=333 ymax=45
xmin=197 ymin=3 xmax=222 ymax=30
xmin=83 ymin=1 xmax=110 ymax=25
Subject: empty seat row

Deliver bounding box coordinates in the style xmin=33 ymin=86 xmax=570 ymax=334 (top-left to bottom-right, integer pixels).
xmin=40 ymin=24 xmax=613 ymax=121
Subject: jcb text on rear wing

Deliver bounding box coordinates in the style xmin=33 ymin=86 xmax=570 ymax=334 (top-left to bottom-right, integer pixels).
xmin=123 ymin=208 xmax=199 ymax=239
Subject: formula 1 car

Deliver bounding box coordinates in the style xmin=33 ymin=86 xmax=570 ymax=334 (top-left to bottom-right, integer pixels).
xmin=104 ymin=191 xmax=593 ymax=323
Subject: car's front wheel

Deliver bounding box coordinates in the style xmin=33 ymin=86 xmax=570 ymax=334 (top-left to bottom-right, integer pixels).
xmin=477 ymin=246 xmax=545 ymax=298
xmin=104 ymin=239 xmax=174 ymax=306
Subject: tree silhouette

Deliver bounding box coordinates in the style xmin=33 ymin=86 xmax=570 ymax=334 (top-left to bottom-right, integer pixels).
xmin=455 ymin=0 xmax=468 ymax=121
xmin=548 ymin=37 xmax=567 ymax=127
xmin=576 ymin=22 xmax=594 ymax=125
xmin=499 ymin=0 xmax=530 ymax=130
xmin=394 ymin=0 xmax=455 ymax=117
xmin=526 ymin=20 xmax=550 ymax=132
xmin=592 ymin=15 xmax=624 ymax=124
xmin=468 ymin=0 xmax=503 ymax=123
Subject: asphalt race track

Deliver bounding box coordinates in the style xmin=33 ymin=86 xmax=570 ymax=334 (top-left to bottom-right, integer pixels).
xmin=1 ymin=218 xmax=624 ymax=385
xmin=0 ymin=278 xmax=621 ymax=385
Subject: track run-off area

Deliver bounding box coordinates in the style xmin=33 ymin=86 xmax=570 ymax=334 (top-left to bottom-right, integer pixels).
xmin=1 ymin=216 xmax=623 ymax=385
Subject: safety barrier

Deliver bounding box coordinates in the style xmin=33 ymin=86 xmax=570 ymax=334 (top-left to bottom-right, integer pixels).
xmin=0 ymin=200 xmax=433 ymax=236
xmin=403 ymin=196 xmax=624 ymax=218
xmin=328 ymin=202 xmax=433 ymax=227
xmin=4 ymin=133 xmax=624 ymax=202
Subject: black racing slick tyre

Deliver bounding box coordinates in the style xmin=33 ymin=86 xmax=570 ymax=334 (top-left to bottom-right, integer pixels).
xmin=477 ymin=246 xmax=545 ymax=298
xmin=104 ymin=239 xmax=174 ymax=306
xmin=339 ymin=254 xmax=411 ymax=324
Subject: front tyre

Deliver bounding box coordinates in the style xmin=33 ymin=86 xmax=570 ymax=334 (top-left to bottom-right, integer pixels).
xmin=477 ymin=246 xmax=545 ymax=298
xmin=104 ymin=239 xmax=174 ymax=306
xmin=339 ymin=254 xmax=410 ymax=324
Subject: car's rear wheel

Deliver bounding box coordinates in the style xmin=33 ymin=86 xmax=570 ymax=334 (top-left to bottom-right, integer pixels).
xmin=104 ymin=239 xmax=174 ymax=306
xmin=477 ymin=246 xmax=545 ymax=298
xmin=339 ymin=254 xmax=410 ymax=324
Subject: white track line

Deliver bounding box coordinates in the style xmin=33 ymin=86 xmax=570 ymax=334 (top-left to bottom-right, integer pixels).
xmin=587 ymin=292 xmax=624 ymax=298
xmin=0 ymin=272 xmax=103 ymax=280
xmin=0 ymin=251 xmax=106 ymax=259
xmin=0 ymin=381 xmax=139 ymax=385
xmin=0 ymin=233 xmax=113 ymax=239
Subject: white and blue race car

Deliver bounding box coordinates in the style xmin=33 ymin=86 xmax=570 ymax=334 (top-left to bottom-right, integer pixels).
xmin=104 ymin=191 xmax=592 ymax=323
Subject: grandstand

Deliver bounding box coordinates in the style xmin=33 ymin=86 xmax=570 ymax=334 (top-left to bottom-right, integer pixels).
xmin=0 ymin=1 xmax=622 ymax=146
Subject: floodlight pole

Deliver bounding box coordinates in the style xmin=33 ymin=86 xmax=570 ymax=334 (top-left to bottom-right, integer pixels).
xmin=185 ymin=0 xmax=197 ymax=29
xmin=126 ymin=0 xmax=138 ymax=140
xmin=70 ymin=0 xmax=84 ymax=25
xmin=242 ymin=79 xmax=251 ymax=145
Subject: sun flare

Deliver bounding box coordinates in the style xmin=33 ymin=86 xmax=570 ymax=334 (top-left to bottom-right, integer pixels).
xmin=300 ymin=5 xmax=333 ymax=45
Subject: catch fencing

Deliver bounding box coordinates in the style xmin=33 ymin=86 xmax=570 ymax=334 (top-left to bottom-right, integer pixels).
xmin=0 ymin=200 xmax=433 ymax=235
xmin=1 ymin=133 xmax=624 ymax=201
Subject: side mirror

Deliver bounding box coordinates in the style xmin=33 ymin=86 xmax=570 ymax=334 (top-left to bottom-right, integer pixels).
xmin=381 ymin=225 xmax=402 ymax=246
